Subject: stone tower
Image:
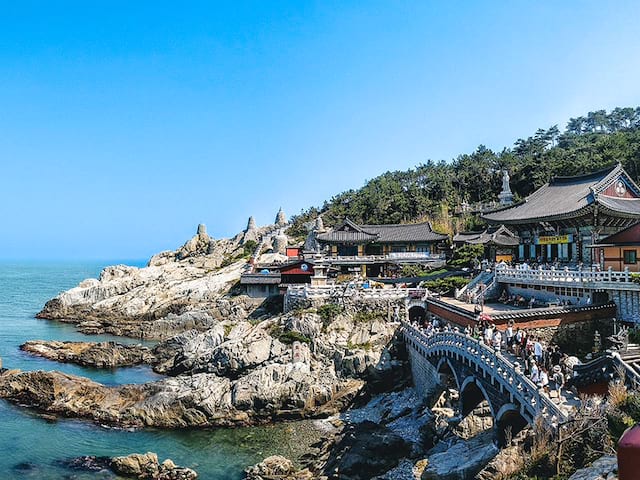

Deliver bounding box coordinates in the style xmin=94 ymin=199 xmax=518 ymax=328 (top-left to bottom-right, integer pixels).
xmin=246 ymin=216 xmax=256 ymax=231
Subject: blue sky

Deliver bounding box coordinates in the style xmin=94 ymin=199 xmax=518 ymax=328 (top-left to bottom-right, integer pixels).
xmin=1 ymin=1 xmax=639 ymax=260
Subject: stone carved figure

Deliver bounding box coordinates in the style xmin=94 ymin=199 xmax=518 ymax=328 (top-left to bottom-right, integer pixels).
xmin=607 ymin=326 xmax=629 ymax=351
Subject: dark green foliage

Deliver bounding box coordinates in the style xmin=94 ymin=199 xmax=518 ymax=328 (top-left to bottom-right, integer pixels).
xmin=620 ymin=392 xmax=640 ymax=423
xmin=399 ymin=264 xmax=431 ymax=277
xmin=449 ymin=244 xmax=485 ymax=268
xmin=316 ymin=303 xmax=343 ymax=329
xmin=276 ymin=330 xmax=311 ymax=345
xmin=242 ymin=240 xmax=258 ymax=257
xmin=287 ymin=107 xmax=640 ymax=234
xmin=422 ymin=276 xmax=469 ymax=294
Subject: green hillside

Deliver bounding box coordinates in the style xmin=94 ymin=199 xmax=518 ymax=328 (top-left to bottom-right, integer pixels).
xmin=288 ymin=107 xmax=640 ymax=237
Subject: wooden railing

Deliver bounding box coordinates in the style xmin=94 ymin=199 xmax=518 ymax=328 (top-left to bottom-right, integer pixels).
xmin=402 ymin=323 xmax=568 ymax=425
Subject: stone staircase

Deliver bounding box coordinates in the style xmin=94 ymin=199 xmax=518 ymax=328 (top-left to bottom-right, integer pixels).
xmin=455 ymin=271 xmax=492 ymax=301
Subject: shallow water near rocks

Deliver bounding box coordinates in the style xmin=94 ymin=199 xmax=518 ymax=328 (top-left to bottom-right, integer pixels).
xmin=0 ymin=262 xmax=325 ymax=479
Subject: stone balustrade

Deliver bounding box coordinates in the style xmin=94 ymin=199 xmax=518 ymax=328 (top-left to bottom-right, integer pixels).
xmin=496 ymin=266 xmax=637 ymax=290
xmin=286 ymin=284 xmax=428 ymax=300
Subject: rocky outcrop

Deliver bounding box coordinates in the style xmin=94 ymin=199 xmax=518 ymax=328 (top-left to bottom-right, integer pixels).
xmin=65 ymin=453 xmax=198 ymax=479
xmin=0 ymin=363 xmax=356 ymax=428
xmin=245 ymin=455 xmax=313 ymax=480
xmin=568 ymin=455 xmax=618 ymax=480
xmin=323 ymin=421 xmax=411 ymax=480
xmin=36 ymin=260 xmax=247 ymax=333
xmin=420 ymin=430 xmax=499 ymax=480
xmin=20 ymin=340 xmax=155 ymax=368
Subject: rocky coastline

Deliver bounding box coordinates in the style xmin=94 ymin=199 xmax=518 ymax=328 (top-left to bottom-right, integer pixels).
xmin=4 ymin=221 xmax=620 ymax=479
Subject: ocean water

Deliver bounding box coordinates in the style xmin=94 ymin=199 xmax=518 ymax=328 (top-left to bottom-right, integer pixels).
xmin=0 ymin=262 xmax=322 ymax=479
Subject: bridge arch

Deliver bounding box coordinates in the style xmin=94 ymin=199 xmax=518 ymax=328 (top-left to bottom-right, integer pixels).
xmin=460 ymin=376 xmax=496 ymax=419
xmin=495 ymin=403 xmax=529 ymax=447
xmin=436 ymin=357 xmax=460 ymax=390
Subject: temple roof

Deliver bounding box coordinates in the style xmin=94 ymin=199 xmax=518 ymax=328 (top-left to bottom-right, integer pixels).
xmin=453 ymin=225 xmax=520 ymax=246
xmin=483 ymin=163 xmax=640 ymax=224
xmin=595 ymin=222 xmax=640 ymax=246
xmin=317 ymin=218 xmax=447 ymax=244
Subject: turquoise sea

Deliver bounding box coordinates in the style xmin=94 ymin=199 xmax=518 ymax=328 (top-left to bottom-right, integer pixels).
xmin=0 ymin=262 xmax=321 ymax=479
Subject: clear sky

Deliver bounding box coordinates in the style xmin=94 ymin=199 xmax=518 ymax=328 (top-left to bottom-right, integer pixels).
xmin=1 ymin=1 xmax=639 ymax=260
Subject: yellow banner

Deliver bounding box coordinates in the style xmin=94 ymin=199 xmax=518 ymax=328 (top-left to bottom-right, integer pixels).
xmin=536 ymin=234 xmax=572 ymax=245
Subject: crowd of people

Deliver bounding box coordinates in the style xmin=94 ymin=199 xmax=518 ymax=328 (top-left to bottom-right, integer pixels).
xmin=414 ymin=317 xmax=571 ymax=402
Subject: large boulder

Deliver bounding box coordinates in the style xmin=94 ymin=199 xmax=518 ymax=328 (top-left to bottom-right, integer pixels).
xmin=323 ymin=421 xmax=411 ymax=479
xmin=245 ymin=455 xmax=313 ymax=480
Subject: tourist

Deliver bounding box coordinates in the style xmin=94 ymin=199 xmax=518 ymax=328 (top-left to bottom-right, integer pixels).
xmin=505 ymin=322 xmax=514 ymax=353
xmin=534 ymin=337 xmax=543 ymax=365
xmin=492 ymin=329 xmax=502 ymax=352
xmin=538 ymin=366 xmax=550 ymax=394
xmin=484 ymin=323 xmax=494 ymax=346
xmin=552 ymin=365 xmax=565 ymax=401
xmin=530 ymin=360 xmax=539 ymax=383
xmin=551 ymin=345 xmax=562 ymax=367
xmin=514 ymin=328 xmax=523 ymax=356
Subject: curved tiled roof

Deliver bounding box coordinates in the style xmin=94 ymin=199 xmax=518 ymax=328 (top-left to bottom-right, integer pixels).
xmin=317 ymin=218 xmax=447 ymax=244
xmin=483 ymin=163 xmax=640 ymax=224
xmin=453 ymin=225 xmax=520 ymax=246
xmin=597 ymin=195 xmax=640 ymax=216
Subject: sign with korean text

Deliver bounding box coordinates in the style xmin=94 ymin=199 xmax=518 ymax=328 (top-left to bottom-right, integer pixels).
xmin=535 ymin=234 xmax=573 ymax=245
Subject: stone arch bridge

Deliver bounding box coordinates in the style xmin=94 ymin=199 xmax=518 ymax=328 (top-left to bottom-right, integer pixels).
xmin=402 ymin=324 xmax=568 ymax=444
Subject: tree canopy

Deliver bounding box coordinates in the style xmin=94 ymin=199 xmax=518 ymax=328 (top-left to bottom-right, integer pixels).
xmin=288 ymin=107 xmax=640 ymax=238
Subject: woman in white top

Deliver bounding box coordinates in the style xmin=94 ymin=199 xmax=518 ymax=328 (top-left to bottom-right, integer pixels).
xmin=538 ymin=367 xmax=549 ymax=394
xmin=492 ymin=330 xmax=502 ymax=352
xmin=530 ymin=361 xmax=539 ymax=384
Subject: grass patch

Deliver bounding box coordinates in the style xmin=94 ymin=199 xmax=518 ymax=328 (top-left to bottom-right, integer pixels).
xmin=317 ymin=303 xmax=343 ymax=330
xmin=347 ymin=341 xmax=373 ymax=351
xmin=268 ymin=325 xmax=311 ymax=345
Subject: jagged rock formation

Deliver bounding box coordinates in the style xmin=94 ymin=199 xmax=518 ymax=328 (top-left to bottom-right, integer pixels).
xmin=272 ymin=231 xmax=288 ymax=255
xmin=275 ymin=208 xmax=287 ymax=227
xmin=0 ymin=365 xmax=354 ymax=428
xmin=20 ymin=340 xmax=156 ymax=369
xmin=36 ymin=261 xmax=249 ymax=338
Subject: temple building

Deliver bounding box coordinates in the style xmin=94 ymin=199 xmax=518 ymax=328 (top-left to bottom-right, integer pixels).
xmin=592 ymin=222 xmax=640 ymax=272
xmin=453 ymin=225 xmax=520 ymax=263
xmin=316 ymin=218 xmax=448 ymax=277
xmin=482 ymin=163 xmax=640 ymax=264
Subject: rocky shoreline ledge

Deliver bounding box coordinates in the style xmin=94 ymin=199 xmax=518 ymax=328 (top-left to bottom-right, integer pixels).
xmin=6 ymin=222 xmax=624 ymax=479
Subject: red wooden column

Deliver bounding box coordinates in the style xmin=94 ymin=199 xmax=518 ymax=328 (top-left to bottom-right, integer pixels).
xmin=618 ymin=424 xmax=640 ymax=479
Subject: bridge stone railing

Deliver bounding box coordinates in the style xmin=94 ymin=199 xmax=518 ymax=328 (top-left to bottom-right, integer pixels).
xmin=402 ymin=323 xmax=568 ymax=425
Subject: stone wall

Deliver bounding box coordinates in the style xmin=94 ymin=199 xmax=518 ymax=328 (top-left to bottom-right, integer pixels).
xmin=407 ymin=347 xmax=442 ymax=401
xmin=285 ymin=295 xmax=407 ymax=322
xmin=610 ymin=289 xmax=640 ymax=323
xmin=523 ymin=318 xmax=614 ymax=354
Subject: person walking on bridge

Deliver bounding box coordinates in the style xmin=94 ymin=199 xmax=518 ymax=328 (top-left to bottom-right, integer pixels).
xmin=534 ymin=338 xmax=544 ymax=365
